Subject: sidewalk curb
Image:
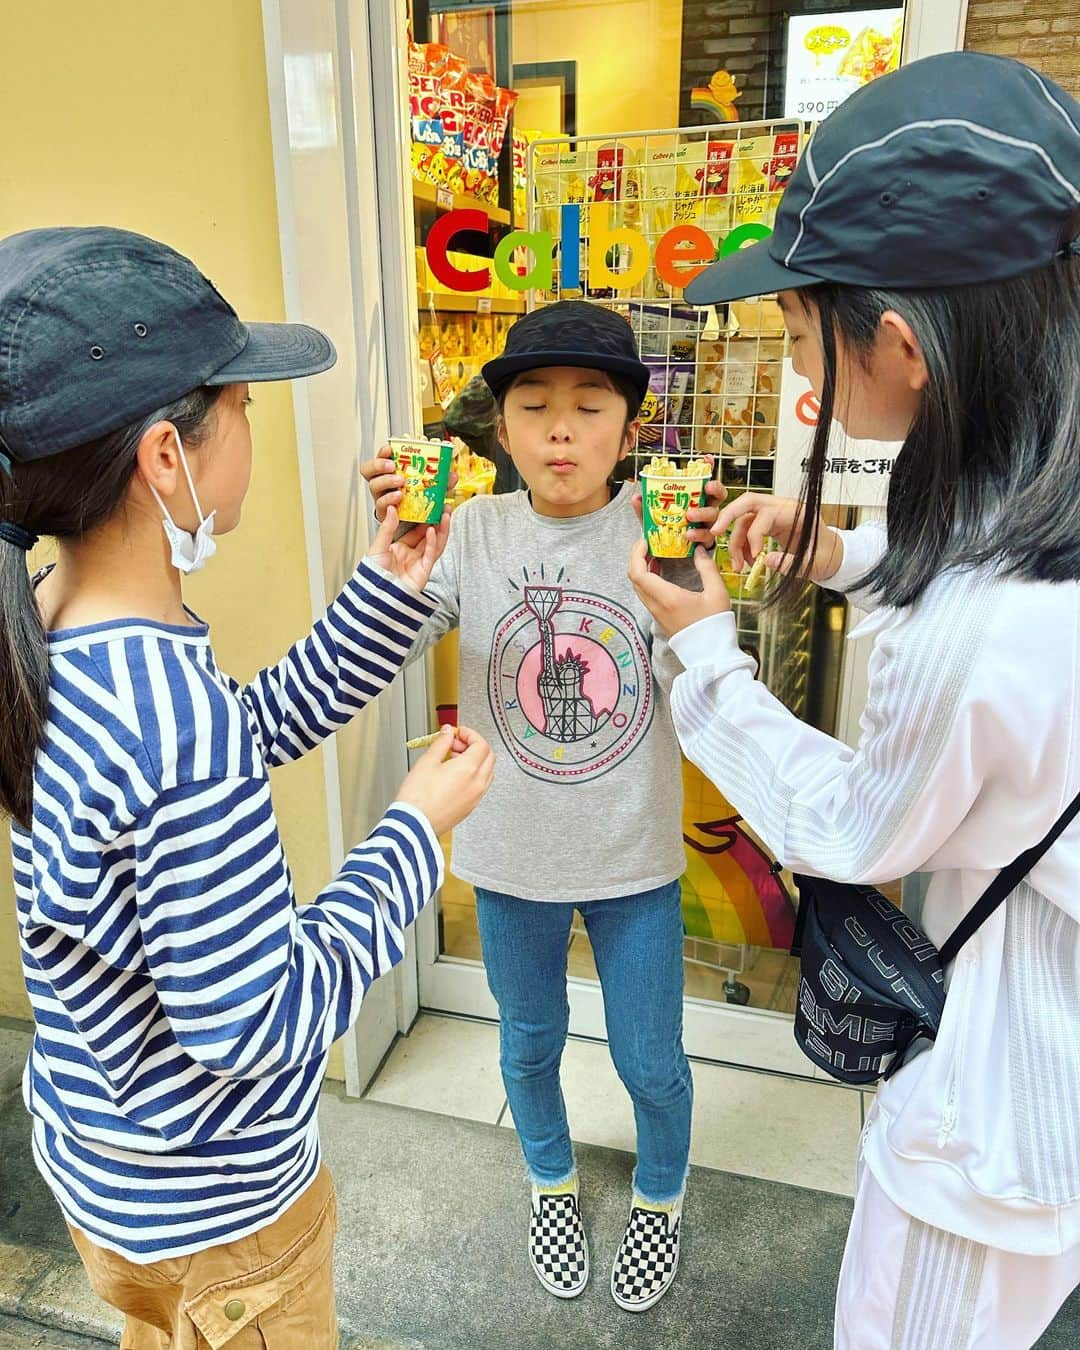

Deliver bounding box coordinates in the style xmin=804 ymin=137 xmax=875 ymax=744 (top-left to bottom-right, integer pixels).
xmin=0 ymin=1241 xmax=120 ymax=1344
xmin=0 ymin=1240 xmax=421 ymax=1349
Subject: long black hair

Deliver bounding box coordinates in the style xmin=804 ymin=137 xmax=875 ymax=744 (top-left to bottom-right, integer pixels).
xmin=0 ymin=387 xmax=223 ymax=829
xmin=777 ymin=234 xmax=1080 ymax=609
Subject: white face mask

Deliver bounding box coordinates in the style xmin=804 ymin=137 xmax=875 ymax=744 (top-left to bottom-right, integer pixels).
xmin=148 ymin=431 xmax=217 ymax=574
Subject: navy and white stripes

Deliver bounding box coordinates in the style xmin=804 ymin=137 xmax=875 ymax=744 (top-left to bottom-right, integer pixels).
xmin=13 ymin=560 xmax=442 ymax=1261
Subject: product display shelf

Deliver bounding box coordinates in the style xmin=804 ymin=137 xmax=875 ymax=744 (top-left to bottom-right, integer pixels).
xmin=413 ymin=178 xmax=512 ymax=227
xmin=419 ymin=290 xmax=526 ymax=315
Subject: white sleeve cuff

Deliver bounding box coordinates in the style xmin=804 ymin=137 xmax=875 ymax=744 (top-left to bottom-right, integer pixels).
xmin=670 ymin=612 xmax=755 ymax=675
xmin=824 ymin=521 xmax=888 ymax=594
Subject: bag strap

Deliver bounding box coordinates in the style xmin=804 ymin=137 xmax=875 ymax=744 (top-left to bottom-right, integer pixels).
xmin=938 ymin=786 xmax=1080 ymax=966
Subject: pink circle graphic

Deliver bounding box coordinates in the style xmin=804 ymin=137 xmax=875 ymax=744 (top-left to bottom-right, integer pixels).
xmin=515 ymin=636 xmax=620 ymax=738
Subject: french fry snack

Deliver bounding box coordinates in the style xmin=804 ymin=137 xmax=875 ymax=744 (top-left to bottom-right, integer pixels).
xmin=406 ymin=726 xmax=458 ymax=750
xmin=745 ymin=537 xmax=779 ymax=597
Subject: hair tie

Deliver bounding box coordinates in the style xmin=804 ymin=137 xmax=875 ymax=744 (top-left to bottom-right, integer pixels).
xmin=1065 ymin=237 xmax=1080 ymax=259
xmin=0 ymin=522 xmax=39 ymax=552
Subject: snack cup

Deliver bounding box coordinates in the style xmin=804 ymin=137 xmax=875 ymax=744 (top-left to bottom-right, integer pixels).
xmin=640 ymin=468 xmax=710 ymax=559
xmin=387 ymin=437 xmax=453 ymax=524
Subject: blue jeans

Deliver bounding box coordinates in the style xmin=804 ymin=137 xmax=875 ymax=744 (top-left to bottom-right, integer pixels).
xmin=475 ymin=881 xmax=692 ymax=1204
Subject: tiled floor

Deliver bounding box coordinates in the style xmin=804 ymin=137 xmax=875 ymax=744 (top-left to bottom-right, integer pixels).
xmin=365 ymin=1012 xmax=868 ymax=1197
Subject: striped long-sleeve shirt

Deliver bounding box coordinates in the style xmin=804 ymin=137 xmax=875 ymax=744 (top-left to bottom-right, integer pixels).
xmin=12 ymin=560 xmax=442 ymax=1262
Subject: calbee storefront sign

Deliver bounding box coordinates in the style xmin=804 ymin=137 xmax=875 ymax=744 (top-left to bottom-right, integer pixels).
xmin=425 ymin=203 xmax=770 ymax=294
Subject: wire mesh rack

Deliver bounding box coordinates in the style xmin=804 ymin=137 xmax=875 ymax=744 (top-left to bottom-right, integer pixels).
xmin=525 ymin=118 xmax=814 ymax=718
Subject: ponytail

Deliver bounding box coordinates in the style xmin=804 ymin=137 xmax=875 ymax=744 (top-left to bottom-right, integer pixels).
xmin=0 ymin=532 xmax=49 ymax=828
xmin=0 ymin=386 xmax=223 ymax=828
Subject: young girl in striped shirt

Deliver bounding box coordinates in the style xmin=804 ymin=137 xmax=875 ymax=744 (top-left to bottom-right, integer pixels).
xmin=0 ymin=225 xmax=493 ymax=1347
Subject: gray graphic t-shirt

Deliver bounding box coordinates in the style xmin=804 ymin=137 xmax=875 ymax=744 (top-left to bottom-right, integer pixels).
xmin=398 ymin=484 xmax=688 ymax=902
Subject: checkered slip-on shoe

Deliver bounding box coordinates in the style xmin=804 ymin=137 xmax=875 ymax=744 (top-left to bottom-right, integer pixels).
xmin=528 ymin=1185 xmax=589 ymax=1299
xmin=610 ymin=1198 xmax=682 ymax=1313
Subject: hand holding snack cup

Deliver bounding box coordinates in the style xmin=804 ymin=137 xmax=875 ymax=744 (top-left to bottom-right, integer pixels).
xmin=364 ymin=500 xmax=450 ymax=593
xmin=628 ymin=539 xmax=731 ymax=637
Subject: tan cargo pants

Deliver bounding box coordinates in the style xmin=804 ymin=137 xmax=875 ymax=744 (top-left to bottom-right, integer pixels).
xmin=66 ymin=1165 xmax=339 ymax=1349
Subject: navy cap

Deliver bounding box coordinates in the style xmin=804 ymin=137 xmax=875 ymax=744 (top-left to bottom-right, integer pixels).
xmin=0 ymin=226 xmax=336 ymax=465
xmin=482 ymin=300 xmax=650 ymax=403
xmin=685 ymin=51 xmax=1080 ymax=306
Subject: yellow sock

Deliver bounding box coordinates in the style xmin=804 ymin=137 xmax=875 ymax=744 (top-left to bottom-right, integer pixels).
xmin=633 ymin=1193 xmax=678 ymax=1213
xmin=536 ymin=1177 xmax=577 ymax=1196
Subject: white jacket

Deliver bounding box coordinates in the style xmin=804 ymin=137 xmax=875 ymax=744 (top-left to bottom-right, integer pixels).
xmin=669 ymin=523 xmax=1080 ymax=1256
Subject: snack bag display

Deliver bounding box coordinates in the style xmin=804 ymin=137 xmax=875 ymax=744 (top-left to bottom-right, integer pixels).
xmin=437 ymin=312 xmax=468 ymax=359
xmin=640 ymin=455 xmax=712 ymax=559
xmin=418 ymin=310 xmax=439 ymax=361
xmin=643 ymin=147 xmax=677 ymax=298
xmin=671 ymin=145 xmax=706 ymax=229
xmin=731 ymin=131 xmax=802 ymax=228
xmin=408 ymin=42 xmax=453 ymax=188
xmin=587 ymin=142 xmax=644 ymax=288
xmin=638 ymin=360 xmax=696 ymax=453
xmin=512 ymin=127 xmax=549 ymax=223
xmin=765 ymin=130 xmax=800 ymax=218
xmin=469 ymin=313 xmax=495 ymax=361
xmin=643 ymin=145 xmax=705 ymax=297
xmin=387 ymin=437 xmax=454 ymax=524
xmin=429 ymin=350 xmax=455 ymax=409
xmin=731 ymin=134 xmax=773 ymax=227
xmin=697 ymin=338 xmax=784 ymax=458
xmin=407 ymin=41 xmax=516 ymax=205
xmin=629 ymin=304 xmax=702 ymax=361
xmin=698 ymin=138 xmax=735 ymax=238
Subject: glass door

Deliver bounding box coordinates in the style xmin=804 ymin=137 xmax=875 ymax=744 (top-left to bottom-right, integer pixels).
xmin=404 ymin=0 xmax=910 ymax=1076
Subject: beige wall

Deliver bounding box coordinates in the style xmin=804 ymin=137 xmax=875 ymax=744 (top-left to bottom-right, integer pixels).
xmin=0 ymin=3 xmax=334 ymax=1050
xmin=513 ymin=0 xmax=685 ymax=134
xmin=965 ymin=0 xmax=1079 ymax=95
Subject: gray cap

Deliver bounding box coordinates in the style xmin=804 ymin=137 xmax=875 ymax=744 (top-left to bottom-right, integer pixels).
xmin=0 ymin=226 xmax=336 ymax=467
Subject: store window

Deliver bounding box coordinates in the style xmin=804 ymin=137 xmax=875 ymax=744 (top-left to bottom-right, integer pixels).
xmin=406 ymin=1 xmax=906 ymax=1044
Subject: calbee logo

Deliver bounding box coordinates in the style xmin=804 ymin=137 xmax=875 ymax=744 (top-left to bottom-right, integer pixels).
xmin=426 ymin=203 xmax=772 ymax=295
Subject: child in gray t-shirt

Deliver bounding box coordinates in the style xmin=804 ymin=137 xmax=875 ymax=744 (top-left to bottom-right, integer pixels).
xmin=362 ymin=301 xmax=722 ymax=1313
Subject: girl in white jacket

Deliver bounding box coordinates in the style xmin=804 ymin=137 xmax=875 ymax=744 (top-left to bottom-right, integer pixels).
xmin=630 ymin=51 xmax=1080 ymax=1350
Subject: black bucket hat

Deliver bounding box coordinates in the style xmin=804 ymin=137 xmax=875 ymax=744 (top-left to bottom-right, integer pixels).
xmin=685 ymin=51 xmax=1080 ymax=307
xmin=0 ymin=226 xmax=337 ymax=468
xmin=482 ymin=300 xmax=649 ymax=403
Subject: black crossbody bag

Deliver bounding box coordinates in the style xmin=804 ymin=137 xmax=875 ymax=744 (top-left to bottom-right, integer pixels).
xmin=789 ymin=789 xmax=1080 ymax=1086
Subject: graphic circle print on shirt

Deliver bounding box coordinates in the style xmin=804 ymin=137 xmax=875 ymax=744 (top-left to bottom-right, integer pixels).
xmin=488 ymin=571 xmax=654 ymax=783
